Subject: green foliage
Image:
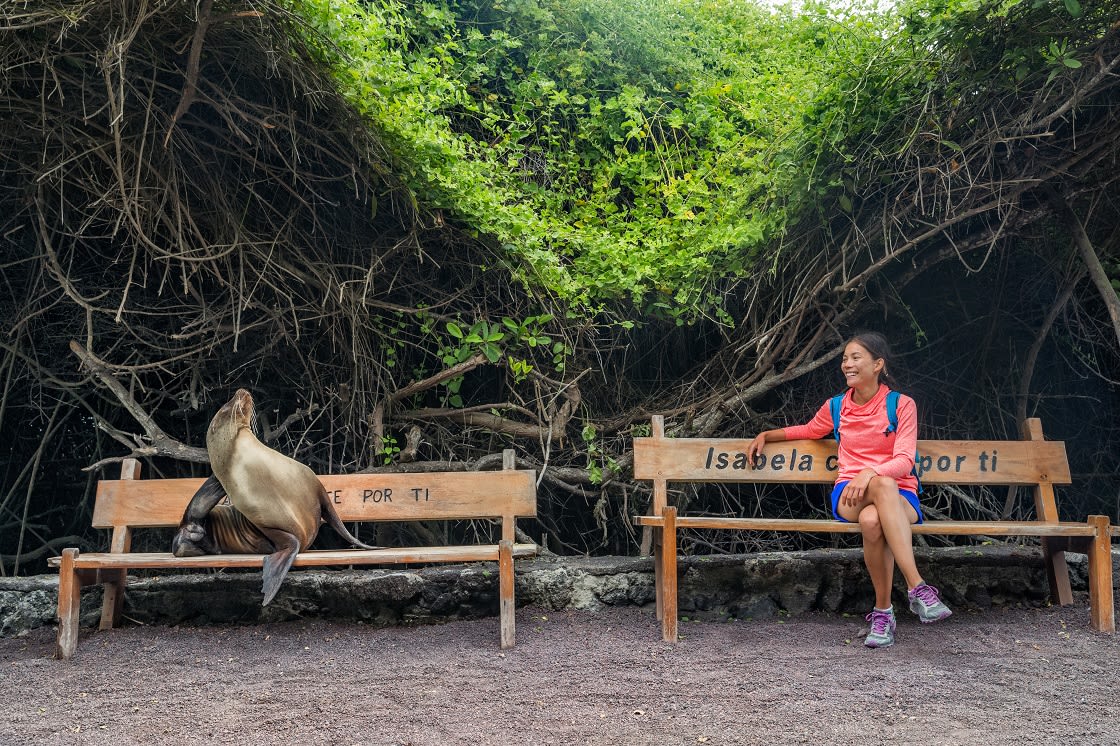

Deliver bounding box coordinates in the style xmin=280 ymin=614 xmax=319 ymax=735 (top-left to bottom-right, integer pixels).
xmin=289 ymin=0 xmax=849 ymax=320
xmin=289 ymin=0 xmax=1109 ymax=320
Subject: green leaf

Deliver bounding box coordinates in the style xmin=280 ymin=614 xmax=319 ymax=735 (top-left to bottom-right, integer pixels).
xmin=446 ymin=322 xmax=463 ymax=339
xmin=1063 ymin=0 xmax=1082 ymax=16
xmin=482 ymin=342 xmax=502 ymax=363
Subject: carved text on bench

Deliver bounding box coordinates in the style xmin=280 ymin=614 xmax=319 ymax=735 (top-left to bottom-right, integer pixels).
xmin=706 ymin=447 xmax=1001 ymax=476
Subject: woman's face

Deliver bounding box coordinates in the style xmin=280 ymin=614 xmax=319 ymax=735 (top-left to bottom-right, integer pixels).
xmin=841 ymin=340 xmax=884 ymax=389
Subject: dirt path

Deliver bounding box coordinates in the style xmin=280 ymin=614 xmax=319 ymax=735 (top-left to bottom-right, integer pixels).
xmin=2 ymin=603 xmax=1118 ymax=746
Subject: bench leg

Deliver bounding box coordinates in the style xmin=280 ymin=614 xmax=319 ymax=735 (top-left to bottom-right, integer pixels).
xmin=1041 ymin=538 xmax=1074 ymax=606
xmin=1087 ymin=516 xmax=1115 ymax=634
xmin=99 ymin=569 xmax=128 ymax=630
xmin=660 ymin=507 xmax=678 ymax=643
xmin=498 ymin=539 xmax=515 ymax=649
xmin=653 ymin=526 xmax=663 ymax=622
xmin=55 ymin=548 xmax=82 ymax=660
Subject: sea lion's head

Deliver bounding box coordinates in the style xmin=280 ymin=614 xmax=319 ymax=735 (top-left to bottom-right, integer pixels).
xmin=206 ymin=389 xmax=256 ymax=464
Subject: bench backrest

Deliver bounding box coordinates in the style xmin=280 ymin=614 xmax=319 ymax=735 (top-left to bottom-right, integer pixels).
xmin=634 ymin=416 xmax=1069 ymax=520
xmin=92 ymin=451 xmax=537 ymax=551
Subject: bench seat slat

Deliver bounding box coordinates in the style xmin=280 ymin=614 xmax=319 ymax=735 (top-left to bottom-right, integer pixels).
xmin=634 ymin=515 xmax=1096 ymax=537
xmin=48 ymin=544 xmax=539 ymax=570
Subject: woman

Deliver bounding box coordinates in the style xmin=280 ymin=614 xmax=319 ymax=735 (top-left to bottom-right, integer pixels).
xmin=747 ymin=332 xmax=951 ymax=648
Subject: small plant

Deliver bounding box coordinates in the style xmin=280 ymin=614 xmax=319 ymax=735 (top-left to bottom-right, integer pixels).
xmin=508 ymin=356 xmax=534 ymax=383
xmin=446 ymin=319 xmax=505 ymax=363
xmin=501 ymin=314 xmax=552 ymax=348
xmin=377 ymin=434 xmax=400 ymax=465
xmin=1041 ymin=38 xmax=1082 ymax=84
xmin=581 ymin=423 xmax=621 ymax=485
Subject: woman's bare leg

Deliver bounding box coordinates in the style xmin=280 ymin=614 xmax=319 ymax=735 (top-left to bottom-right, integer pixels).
xmin=858 ymin=505 xmax=896 ymax=609
xmin=839 ymin=476 xmax=923 ymax=590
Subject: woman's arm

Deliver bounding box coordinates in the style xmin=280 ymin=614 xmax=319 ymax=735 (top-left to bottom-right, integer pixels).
xmin=747 ymin=399 xmax=834 ymax=461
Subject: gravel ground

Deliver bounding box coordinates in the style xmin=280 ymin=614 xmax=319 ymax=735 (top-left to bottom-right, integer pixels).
xmin=2 ymin=603 xmax=1118 ymax=746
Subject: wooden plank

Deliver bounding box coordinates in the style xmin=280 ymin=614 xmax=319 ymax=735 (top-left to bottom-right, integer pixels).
xmin=661 ymin=506 xmax=678 ymax=643
xmin=120 ymin=459 xmax=141 ymax=480
xmin=54 ymin=548 xmax=82 ymax=661
xmin=652 ymin=478 xmax=668 ymax=516
xmin=1087 ymin=516 xmax=1116 ymax=634
xmin=635 ymin=515 xmax=1095 ymax=537
xmin=498 ymin=539 xmax=515 ymax=649
xmin=99 ymin=522 xmax=132 ymax=631
xmin=1019 ymin=421 xmax=1073 ymax=606
xmin=56 ymin=544 xmax=539 ymax=570
xmin=633 ymin=437 xmax=1071 ymax=486
xmin=652 ymin=524 xmax=663 ymax=621
xmin=91 ymin=477 xmax=204 ymax=527
xmin=92 ymin=470 xmax=538 ymax=529
xmin=98 ymin=569 xmax=127 ymax=631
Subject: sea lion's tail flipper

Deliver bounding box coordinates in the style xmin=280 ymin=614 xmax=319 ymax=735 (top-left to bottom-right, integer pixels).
xmin=258 ymin=529 xmax=301 ymax=606
xmin=317 ymin=486 xmax=379 ymax=550
xmin=172 ymin=475 xmax=227 ymax=556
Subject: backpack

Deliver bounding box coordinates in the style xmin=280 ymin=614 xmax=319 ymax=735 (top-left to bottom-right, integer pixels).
xmin=829 ymin=390 xmax=922 ymax=493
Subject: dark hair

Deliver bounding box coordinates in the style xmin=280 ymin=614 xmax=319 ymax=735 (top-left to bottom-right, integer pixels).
xmin=846 ymin=331 xmax=896 ymax=387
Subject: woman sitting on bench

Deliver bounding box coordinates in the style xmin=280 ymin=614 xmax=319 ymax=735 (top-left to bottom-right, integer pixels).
xmin=747 ymin=331 xmax=952 ymax=648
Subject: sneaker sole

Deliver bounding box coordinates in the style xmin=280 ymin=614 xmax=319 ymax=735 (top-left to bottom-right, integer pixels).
xmin=914 ymin=608 xmax=953 ymax=624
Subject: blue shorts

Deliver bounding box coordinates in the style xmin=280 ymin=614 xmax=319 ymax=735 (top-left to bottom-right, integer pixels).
xmin=831 ymin=481 xmax=923 ymax=524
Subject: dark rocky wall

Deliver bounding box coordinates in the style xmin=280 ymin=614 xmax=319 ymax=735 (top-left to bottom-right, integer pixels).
xmin=3 ymin=547 xmax=1116 ymax=638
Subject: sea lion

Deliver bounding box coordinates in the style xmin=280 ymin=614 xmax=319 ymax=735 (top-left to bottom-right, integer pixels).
xmin=172 ymin=389 xmax=375 ymax=604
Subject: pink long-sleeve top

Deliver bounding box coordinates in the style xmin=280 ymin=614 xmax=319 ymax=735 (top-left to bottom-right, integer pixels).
xmin=782 ymin=384 xmax=919 ymax=494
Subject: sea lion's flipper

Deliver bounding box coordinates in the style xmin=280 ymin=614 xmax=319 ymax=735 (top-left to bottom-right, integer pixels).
xmin=318 ymin=485 xmax=379 ymax=550
xmin=179 ymin=475 xmax=227 ymax=523
xmin=258 ymin=527 xmax=301 ymax=606
xmin=171 ymin=475 xmax=227 ymax=556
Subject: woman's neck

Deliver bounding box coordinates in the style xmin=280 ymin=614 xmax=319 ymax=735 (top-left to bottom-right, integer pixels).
xmin=851 ymin=381 xmax=881 ymax=406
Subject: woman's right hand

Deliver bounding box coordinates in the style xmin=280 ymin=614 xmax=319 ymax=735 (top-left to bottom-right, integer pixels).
xmin=746 ymin=432 xmax=768 ymax=464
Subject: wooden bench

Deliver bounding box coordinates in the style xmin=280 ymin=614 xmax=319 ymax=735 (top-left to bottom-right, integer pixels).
xmin=634 ymin=415 xmax=1115 ymax=641
xmin=50 ymin=451 xmax=538 ymax=659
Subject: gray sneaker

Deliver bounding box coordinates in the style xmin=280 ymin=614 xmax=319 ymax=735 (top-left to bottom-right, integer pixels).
xmin=908 ymin=583 xmax=952 ymax=623
xmin=864 ymin=608 xmax=896 ymax=648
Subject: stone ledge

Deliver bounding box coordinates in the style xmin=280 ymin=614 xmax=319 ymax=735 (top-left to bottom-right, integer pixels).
xmin=2 ymin=546 xmax=1115 ymax=637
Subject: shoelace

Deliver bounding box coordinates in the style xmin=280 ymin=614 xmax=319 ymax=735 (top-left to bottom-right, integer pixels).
xmin=913 ymin=584 xmax=941 ymax=605
xmin=865 ymin=610 xmax=892 ymax=634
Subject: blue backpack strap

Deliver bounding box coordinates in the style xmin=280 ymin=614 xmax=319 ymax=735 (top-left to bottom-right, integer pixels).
xmin=885 ymin=390 xmax=899 ymax=434
xmin=829 ymin=393 xmax=844 ymax=442
xmin=888 ymin=390 xmax=923 ymax=494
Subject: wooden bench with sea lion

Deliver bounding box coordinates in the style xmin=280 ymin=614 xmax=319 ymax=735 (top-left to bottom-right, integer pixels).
xmin=633 ymin=415 xmax=1115 ymax=641
xmin=50 ymin=452 xmax=538 ymax=659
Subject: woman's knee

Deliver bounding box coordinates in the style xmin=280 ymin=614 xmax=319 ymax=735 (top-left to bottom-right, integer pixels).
xmin=858 ymin=505 xmax=883 ymax=541
xmin=867 ymin=475 xmax=899 ymax=502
